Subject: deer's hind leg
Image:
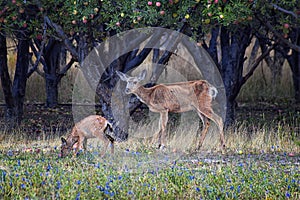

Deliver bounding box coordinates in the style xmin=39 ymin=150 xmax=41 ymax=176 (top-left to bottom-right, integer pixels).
xmin=196 ymin=107 xmax=225 ymax=150
xmin=195 ymin=112 xmax=211 ymax=150
xmin=94 ymin=131 xmax=112 ymax=157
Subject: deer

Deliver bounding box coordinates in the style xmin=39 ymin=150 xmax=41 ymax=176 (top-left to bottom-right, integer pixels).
xmin=60 ymin=115 xmax=115 ymax=157
xmin=116 ymin=69 xmax=225 ymax=151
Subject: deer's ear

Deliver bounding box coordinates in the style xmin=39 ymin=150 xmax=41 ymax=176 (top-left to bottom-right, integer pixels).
xmin=138 ymin=69 xmax=147 ymax=81
xmin=116 ymin=71 xmax=128 ymax=81
xmin=61 ymin=137 xmax=67 ymax=145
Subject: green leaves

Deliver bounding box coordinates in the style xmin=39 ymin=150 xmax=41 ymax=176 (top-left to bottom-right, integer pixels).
xmin=1 ymin=0 xmax=298 ymax=41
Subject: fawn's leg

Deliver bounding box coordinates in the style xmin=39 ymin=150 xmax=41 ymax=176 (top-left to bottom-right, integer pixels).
xmin=94 ymin=131 xmax=111 ymax=157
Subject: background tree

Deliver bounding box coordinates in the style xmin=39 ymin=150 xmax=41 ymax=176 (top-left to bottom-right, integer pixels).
xmin=0 ymin=0 xmax=299 ymax=137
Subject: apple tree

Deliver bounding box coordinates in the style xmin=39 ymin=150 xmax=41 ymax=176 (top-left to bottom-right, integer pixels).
xmin=1 ymin=0 xmax=299 ymax=138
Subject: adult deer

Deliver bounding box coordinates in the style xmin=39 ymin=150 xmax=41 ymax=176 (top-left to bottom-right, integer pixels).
xmin=60 ymin=115 xmax=114 ymax=157
xmin=116 ymin=70 xmax=225 ymax=151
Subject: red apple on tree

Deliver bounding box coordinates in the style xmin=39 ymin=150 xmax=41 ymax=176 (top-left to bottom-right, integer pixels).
xmin=148 ymin=1 xmax=153 ymax=6
xmin=160 ymin=10 xmax=165 ymax=15
xmin=82 ymin=17 xmax=88 ymax=24
xmin=283 ymin=23 xmax=289 ymax=29
xmin=156 ymin=2 xmax=161 ymax=7
xmin=116 ymin=22 xmax=121 ymax=26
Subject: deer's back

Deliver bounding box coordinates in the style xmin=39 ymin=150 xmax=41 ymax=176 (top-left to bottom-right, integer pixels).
xmin=73 ymin=115 xmax=107 ymax=138
xmin=147 ymin=80 xmax=212 ymax=112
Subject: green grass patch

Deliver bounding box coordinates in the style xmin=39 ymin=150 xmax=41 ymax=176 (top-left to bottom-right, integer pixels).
xmin=0 ymin=141 xmax=299 ymax=199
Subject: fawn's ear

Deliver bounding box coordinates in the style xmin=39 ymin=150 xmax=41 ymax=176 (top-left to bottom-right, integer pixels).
xmin=61 ymin=137 xmax=67 ymax=145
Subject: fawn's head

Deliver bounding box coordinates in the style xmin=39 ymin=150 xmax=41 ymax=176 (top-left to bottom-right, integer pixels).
xmin=60 ymin=137 xmax=78 ymax=157
xmin=116 ymin=70 xmax=147 ymax=94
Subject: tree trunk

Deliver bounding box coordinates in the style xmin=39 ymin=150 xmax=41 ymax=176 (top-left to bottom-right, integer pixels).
xmin=94 ymin=31 xmax=167 ymax=141
xmin=12 ymin=38 xmax=30 ymax=123
xmin=287 ymin=28 xmax=300 ymax=103
xmin=44 ymin=39 xmax=62 ymax=107
xmin=219 ymin=26 xmax=252 ymax=126
xmin=0 ymin=32 xmax=15 ymax=119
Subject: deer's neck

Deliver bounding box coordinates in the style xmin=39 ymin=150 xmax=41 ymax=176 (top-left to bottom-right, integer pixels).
xmin=133 ymin=86 xmax=153 ymax=104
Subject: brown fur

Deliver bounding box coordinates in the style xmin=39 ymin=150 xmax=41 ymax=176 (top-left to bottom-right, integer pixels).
xmin=61 ymin=115 xmax=114 ymax=157
xmin=117 ymin=70 xmax=225 ymax=150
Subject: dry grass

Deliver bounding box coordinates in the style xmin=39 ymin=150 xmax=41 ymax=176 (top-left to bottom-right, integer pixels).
xmin=0 ymin=43 xmax=298 ymax=154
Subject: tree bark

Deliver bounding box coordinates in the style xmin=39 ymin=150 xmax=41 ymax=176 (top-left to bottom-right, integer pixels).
xmin=0 ymin=32 xmax=15 ymax=119
xmin=43 ymin=39 xmax=62 ymax=107
xmin=219 ymin=26 xmax=252 ymax=126
xmin=12 ymin=38 xmax=30 ymax=123
xmin=287 ymin=28 xmax=300 ymax=103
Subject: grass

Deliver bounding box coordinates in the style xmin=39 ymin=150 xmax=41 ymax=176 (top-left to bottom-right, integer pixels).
xmin=0 ymin=109 xmax=299 ymax=199
xmin=0 ymin=135 xmax=299 ymax=199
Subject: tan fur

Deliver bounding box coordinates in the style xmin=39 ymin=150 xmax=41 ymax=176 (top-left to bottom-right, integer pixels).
xmin=117 ymin=70 xmax=225 ymax=150
xmin=61 ymin=115 xmax=114 ymax=157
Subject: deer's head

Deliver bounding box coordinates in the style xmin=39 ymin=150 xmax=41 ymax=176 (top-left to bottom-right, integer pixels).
xmin=60 ymin=136 xmax=78 ymax=157
xmin=116 ymin=70 xmax=147 ymax=94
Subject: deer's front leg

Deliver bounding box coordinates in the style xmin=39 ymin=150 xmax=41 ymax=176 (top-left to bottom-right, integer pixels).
xmin=158 ymin=112 xmax=168 ymax=149
xmin=74 ymin=136 xmax=85 ymax=156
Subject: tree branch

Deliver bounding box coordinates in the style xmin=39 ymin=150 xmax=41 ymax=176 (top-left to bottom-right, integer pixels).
xmin=256 ymin=14 xmax=300 ymax=52
xmin=27 ymin=18 xmax=47 ymax=78
xmin=28 ymin=41 xmax=48 ymax=77
xmin=44 ymin=16 xmax=79 ymax=59
xmin=271 ymin=3 xmax=298 ymax=19
xmin=57 ymin=58 xmax=75 ymax=82
xmin=123 ymin=31 xmax=164 ymax=73
xmin=242 ymin=43 xmax=277 ymax=85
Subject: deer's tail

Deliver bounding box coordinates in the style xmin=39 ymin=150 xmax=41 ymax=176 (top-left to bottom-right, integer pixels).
xmin=209 ymin=85 xmax=218 ymax=99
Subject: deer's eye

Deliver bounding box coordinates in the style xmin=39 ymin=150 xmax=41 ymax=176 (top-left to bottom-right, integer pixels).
xmin=133 ymin=81 xmax=137 ymax=84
